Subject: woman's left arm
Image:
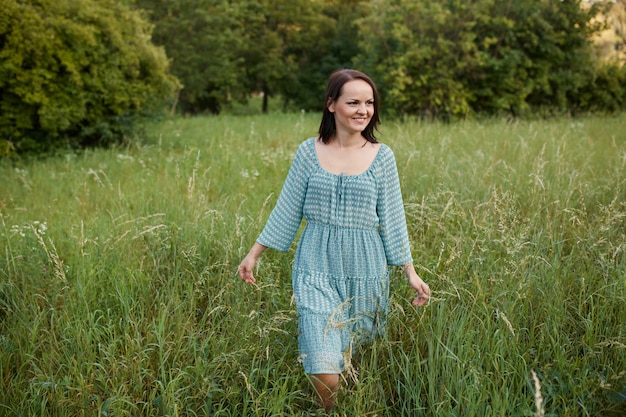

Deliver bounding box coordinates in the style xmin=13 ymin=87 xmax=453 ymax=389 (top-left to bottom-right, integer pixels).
xmin=377 ymin=147 xmax=429 ymax=306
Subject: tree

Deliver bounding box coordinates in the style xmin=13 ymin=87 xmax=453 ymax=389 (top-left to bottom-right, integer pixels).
xmin=131 ymin=0 xmax=246 ymax=114
xmin=511 ymin=0 xmax=606 ymax=113
xmin=284 ymin=0 xmax=369 ymax=112
xmin=237 ymin=0 xmax=339 ymax=113
xmin=132 ymin=0 xmax=361 ymax=114
xmin=237 ymin=0 xmax=297 ymax=113
xmin=354 ymin=0 xmax=612 ymax=118
xmin=0 ymin=0 xmax=178 ymax=154
xmin=354 ymin=0 xmax=483 ymax=118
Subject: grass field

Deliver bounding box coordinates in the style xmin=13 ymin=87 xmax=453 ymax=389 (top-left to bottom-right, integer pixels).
xmin=1 ymin=113 xmax=625 ymax=416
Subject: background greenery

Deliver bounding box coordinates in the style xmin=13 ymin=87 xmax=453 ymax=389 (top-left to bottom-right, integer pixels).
xmin=1 ymin=113 xmax=624 ymax=416
xmin=2 ymin=0 xmax=626 ymax=155
xmin=131 ymin=0 xmax=626 ymax=117
xmin=0 ymin=0 xmax=178 ymax=154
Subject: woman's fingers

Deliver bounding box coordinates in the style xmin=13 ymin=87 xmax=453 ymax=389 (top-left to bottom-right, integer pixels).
xmin=412 ymin=281 xmax=430 ymax=306
xmin=412 ymin=292 xmax=428 ymax=306
xmin=238 ymin=264 xmax=256 ymax=284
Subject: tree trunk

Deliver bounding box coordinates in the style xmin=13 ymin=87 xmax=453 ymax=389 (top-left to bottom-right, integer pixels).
xmin=262 ymin=89 xmax=269 ymax=114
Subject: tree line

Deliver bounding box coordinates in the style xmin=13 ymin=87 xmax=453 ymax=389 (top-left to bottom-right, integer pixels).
xmin=1 ymin=0 xmax=625 ymax=155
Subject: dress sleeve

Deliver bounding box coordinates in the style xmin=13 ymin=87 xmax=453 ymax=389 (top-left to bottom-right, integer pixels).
xmin=377 ymin=146 xmax=413 ymax=266
xmin=257 ymin=141 xmax=310 ymax=252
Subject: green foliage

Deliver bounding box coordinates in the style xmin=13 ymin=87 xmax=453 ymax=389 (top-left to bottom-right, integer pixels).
xmin=355 ymin=0 xmax=480 ymax=118
xmin=236 ymin=0 xmax=304 ymax=113
xmin=132 ymin=0 xmax=331 ymax=114
xmin=1 ymin=114 xmax=625 ymax=415
xmin=127 ymin=0 xmax=626 ymax=117
xmin=131 ymin=0 xmax=246 ymax=114
xmin=575 ymin=61 xmax=626 ymax=112
xmin=282 ymin=0 xmax=369 ymax=112
xmin=355 ymin=0 xmax=625 ymax=118
xmin=0 ymin=0 xmax=178 ymax=155
xmin=3 ymin=0 xmax=626 ymax=157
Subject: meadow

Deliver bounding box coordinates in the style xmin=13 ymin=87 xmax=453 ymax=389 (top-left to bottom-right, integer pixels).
xmin=0 ymin=113 xmax=625 ymax=416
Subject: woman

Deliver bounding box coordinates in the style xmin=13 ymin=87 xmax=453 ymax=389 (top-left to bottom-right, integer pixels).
xmin=238 ymin=69 xmax=430 ymax=412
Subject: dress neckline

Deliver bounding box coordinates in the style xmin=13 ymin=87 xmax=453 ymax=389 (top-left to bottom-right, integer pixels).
xmin=309 ymin=137 xmax=385 ymax=178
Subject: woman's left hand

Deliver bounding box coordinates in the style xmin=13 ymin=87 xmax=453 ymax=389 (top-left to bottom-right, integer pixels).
xmin=402 ymin=263 xmax=430 ymax=307
xmin=408 ymin=275 xmax=430 ymax=307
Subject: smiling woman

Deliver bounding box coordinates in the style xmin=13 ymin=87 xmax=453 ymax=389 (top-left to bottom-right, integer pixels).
xmin=314 ymin=78 xmax=380 ymax=176
xmin=237 ymin=69 xmax=430 ymax=413
xmin=327 ymin=80 xmax=375 ymax=138
xmin=318 ymin=70 xmax=381 ymax=145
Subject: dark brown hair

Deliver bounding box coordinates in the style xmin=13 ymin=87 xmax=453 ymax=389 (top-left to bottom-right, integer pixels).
xmin=318 ymin=69 xmax=380 ymax=144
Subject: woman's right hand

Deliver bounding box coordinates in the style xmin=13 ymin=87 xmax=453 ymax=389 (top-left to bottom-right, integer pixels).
xmin=238 ymin=243 xmax=267 ymax=284
xmin=238 ymin=254 xmax=257 ymax=284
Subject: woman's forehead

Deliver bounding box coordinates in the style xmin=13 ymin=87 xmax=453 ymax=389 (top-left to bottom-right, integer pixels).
xmin=339 ymin=79 xmax=373 ymax=98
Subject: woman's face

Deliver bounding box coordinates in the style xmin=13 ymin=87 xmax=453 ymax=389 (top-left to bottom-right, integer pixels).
xmin=328 ymin=79 xmax=374 ymax=136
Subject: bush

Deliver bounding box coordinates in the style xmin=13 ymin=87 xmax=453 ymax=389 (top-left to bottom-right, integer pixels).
xmin=0 ymin=0 xmax=179 ymax=155
xmin=354 ymin=0 xmax=622 ymax=119
xmin=574 ymin=62 xmax=626 ymax=113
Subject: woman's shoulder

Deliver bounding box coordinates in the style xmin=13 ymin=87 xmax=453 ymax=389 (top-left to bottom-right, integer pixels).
xmin=295 ymin=137 xmax=316 ymax=157
xmin=295 ymin=137 xmax=315 ymax=151
xmin=290 ymin=137 xmax=318 ymax=171
xmin=375 ymin=142 xmax=397 ymax=163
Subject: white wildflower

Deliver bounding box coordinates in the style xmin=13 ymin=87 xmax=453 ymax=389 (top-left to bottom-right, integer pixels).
xmin=116 ymin=154 xmax=135 ymax=162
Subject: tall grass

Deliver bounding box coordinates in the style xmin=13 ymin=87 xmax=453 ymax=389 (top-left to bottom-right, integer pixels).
xmin=1 ymin=113 xmax=625 ymax=416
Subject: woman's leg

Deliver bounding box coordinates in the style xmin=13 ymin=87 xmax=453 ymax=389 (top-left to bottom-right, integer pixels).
xmin=311 ymin=373 xmax=339 ymax=413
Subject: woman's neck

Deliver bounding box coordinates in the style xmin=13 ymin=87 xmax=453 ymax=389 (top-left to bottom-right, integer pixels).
xmin=331 ymin=131 xmax=366 ymax=149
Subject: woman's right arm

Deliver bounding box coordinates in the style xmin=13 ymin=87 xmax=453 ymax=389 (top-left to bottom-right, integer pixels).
xmin=239 ymin=140 xmax=312 ymax=284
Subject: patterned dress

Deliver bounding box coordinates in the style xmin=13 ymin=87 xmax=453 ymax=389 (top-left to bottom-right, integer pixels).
xmin=257 ymin=137 xmax=413 ymax=374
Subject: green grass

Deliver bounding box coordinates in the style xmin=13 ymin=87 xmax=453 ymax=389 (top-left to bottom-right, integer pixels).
xmin=1 ymin=113 xmax=625 ymax=416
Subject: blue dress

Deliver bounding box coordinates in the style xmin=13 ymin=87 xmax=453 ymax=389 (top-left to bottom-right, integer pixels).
xmin=257 ymin=137 xmax=413 ymax=374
